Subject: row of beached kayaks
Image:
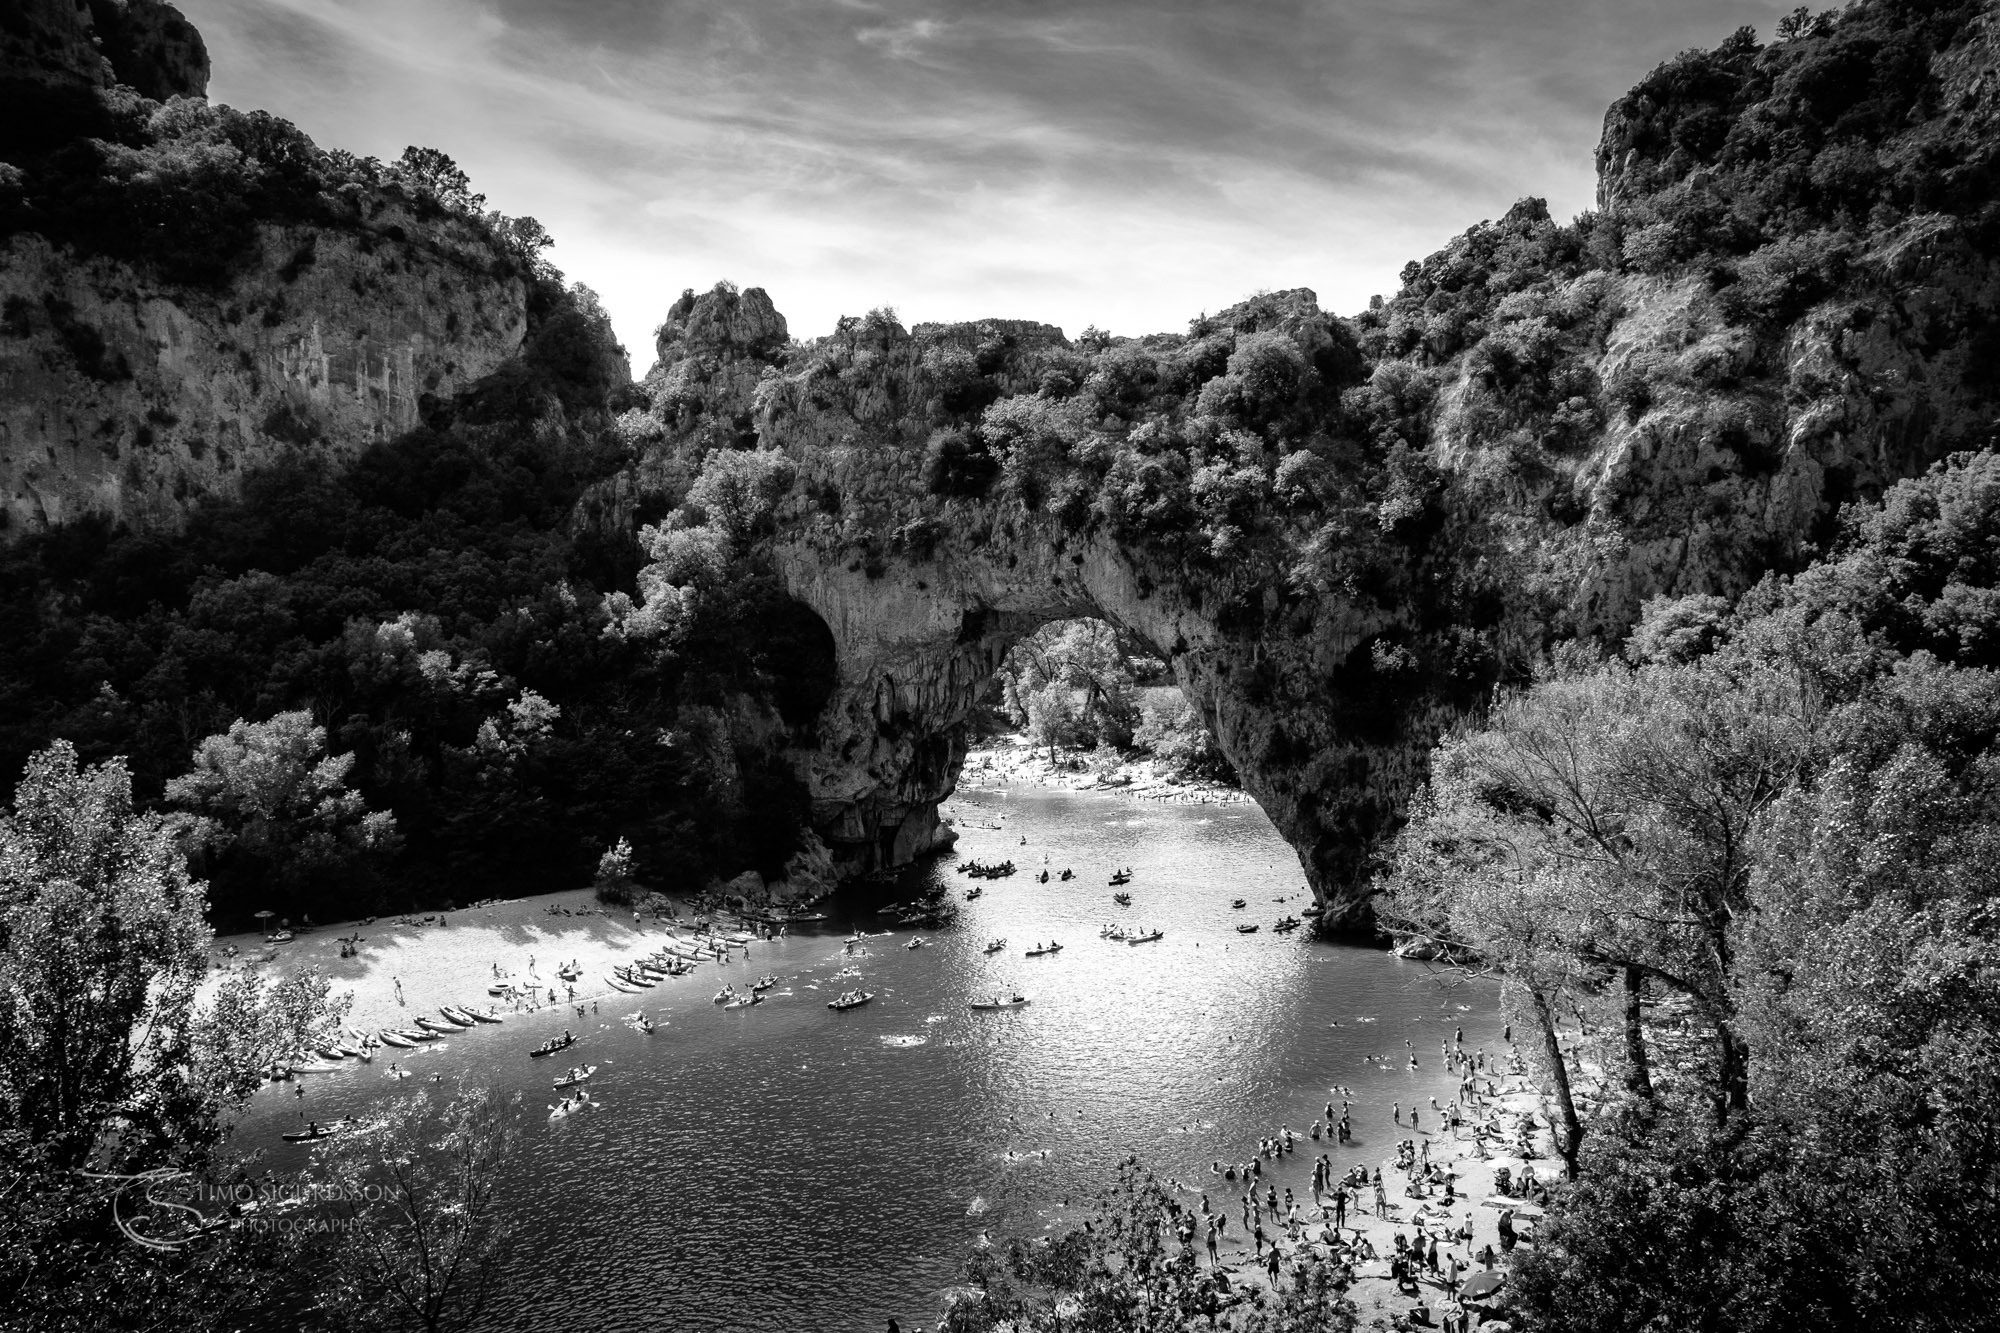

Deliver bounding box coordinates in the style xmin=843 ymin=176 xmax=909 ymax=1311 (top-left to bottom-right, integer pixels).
xmin=268 ymin=1007 xmax=504 ymax=1079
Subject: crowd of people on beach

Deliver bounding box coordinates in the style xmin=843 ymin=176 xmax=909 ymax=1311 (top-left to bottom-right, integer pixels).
xmin=1130 ymin=1020 xmax=1545 ymax=1329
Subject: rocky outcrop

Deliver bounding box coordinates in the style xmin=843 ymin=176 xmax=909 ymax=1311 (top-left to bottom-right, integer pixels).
xmin=1 ymin=0 xmax=208 ymax=99
xmin=0 ymin=213 xmax=525 ymax=535
xmin=622 ymin=198 xmax=2000 ymax=924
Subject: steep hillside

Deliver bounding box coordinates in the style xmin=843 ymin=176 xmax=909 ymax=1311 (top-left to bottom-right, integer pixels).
xmin=0 ymin=0 xmax=537 ymax=535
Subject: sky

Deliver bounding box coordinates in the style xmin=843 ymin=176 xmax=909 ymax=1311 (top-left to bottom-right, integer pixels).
xmin=183 ymin=0 xmax=1792 ymax=372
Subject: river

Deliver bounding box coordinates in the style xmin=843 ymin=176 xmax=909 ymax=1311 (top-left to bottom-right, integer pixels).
xmin=241 ymin=782 xmax=1503 ymax=1331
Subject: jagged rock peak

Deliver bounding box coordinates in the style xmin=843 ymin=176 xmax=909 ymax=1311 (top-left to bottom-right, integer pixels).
xmin=653 ymin=282 xmax=788 ymax=365
xmin=2 ymin=0 xmax=209 ymax=101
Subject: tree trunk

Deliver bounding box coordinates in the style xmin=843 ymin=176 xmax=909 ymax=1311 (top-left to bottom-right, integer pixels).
xmin=1531 ymin=987 xmax=1586 ymax=1180
xmin=1715 ymin=1019 xmax=1750 ymax=1118
xmin=1621 ymin=966 xmax=1654 ymax=1103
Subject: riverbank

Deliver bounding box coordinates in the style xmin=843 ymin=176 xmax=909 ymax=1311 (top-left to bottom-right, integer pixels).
xmin=202 ymin=887 xmax=778 ymax=1037
xmin=959 ymin=734 xmax=1250 ymax=806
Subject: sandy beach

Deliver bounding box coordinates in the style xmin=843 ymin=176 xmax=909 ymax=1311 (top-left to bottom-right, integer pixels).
xmin=960 ymin=735 xmax=1253 ymax=807
xmin=202 ymin=886 xmax=771 ymax=1036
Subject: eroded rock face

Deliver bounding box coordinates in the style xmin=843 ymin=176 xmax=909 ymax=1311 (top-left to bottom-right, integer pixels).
xmin=2 ymin=0 xmax=207 ymax=98
xmin=620 ymin=257 xmax=2000 ymax=927
xmin=0 ymin=215 xmax=525 ymax=535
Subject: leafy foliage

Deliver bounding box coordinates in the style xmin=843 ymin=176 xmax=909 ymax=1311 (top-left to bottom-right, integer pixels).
xmin=1380 ymin=452 xmax=2000 ymax=1329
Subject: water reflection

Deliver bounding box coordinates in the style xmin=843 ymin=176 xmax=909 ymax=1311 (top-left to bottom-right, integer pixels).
xmin=240 ymin=784 xmax=1500 ymax=1331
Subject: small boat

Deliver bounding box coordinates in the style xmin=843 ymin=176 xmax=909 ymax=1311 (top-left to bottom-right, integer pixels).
xmin=1127 ymin=931 xmax=1164 ymax=945
xmin=266 ymin=930 xmax=295 ymax=944
xmin=400 ymin=1028 xmax=439 ymax=1042
xmin=1037 ymin=870 xmax=1050 ymax=883
xmin=713 ymin=987 xmax=736 ymax=1004
xmin=289 ymin=1060 xmax=340 ymax=1074
xmin=982 ymin=939 xmax=1007 ymax=954
xmin=552 ymin=1065 xmax=597 ymax=1088
xmin=1108 ymin=873 xmax=1131 ymax=887
xmin=377 ymin=1030 xmax=416 ymax=1049
xmin=606 ymin=973 xmax=642 ymax=993
xmin=282 ymin=1121 xmax=346 ymax=1142
xmin=528 ymin=1034 xmax=577 ymax=1058
xmin=317 ymin=1046 xmax=348 ymax=1061
xmin=618 ymin=970 xmax=657 ymax=988
xmin=1237 ymin=923 xmax=1261 ymax=934
xmin=633 ymin=1017 xmax=658 ymax=1034
xmin=557 ymin=965 xmax=582 ymax=981
xmin=1301 ymin=905 xmax=1324 ymax=917
xmin=548 ymin=1093 xmax=595 ymax=1120
xmin=905 ymin=937 xmax=927 ymax=950
xmin=827 ymin=991 xmax=874 ymax=1011
xmin=969 ymin=995 xmax=1031 ymax=1011
xmin=1231 ymin=899 xmax=1247 ymax=909
xmin=750 ymin=975 xmax=777 ymax=992
xmin=438 ymin=1007 xmax=477 ymax=1027
xmin=1025 ymin=943 xmax=1064 ymax=957
xmin=413 ymin=1017 xmax=455 ymax=1034
xmin=465 ymin=1008 xmax=503 ymax=1023
xmin=488 ymin=983 xmax=519 ymax=997
xmin=1274 ymin=917 xmax=1302 ymax=933
xmin=1113 ymin=893 xmax=1131 ymax=906
xmin=722 ymin=994 xmax=763 ymax=1010
xmin=965 ymin=886 xmax=983 ymax=901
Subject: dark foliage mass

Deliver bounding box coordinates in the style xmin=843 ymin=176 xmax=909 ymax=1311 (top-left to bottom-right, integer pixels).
xmin=0 ymin=266 xmax=828 ymax=925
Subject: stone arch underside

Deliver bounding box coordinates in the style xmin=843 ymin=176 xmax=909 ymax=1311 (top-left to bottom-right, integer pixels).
xmin=768 ymin=521 xmax=1440 ymax=931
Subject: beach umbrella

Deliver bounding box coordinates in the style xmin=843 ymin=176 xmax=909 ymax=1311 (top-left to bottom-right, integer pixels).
xmin=254 ymin=910 xmax=274 ymax=923
xmin=1460 ymin=1270 xmax=1506 ymax=1300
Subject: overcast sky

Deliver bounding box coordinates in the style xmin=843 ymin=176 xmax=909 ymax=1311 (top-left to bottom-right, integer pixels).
xmin=183 ymin=0 xmax=1788 ymax=371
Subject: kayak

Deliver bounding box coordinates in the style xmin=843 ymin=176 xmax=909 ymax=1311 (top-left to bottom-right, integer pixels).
xmin=377 ymin=1030 xmax=416 ymax=1048
xmin=827 ymin=992 xmax=874 ymax=1011
xmin=1127 ymin=932 xmax=1164 ymax=945
xmin=465 ymin=1008 xmax=503 ymax=1023
xmin=722 ymin=994 xmax=763 ymax=1009
xmin=282 ymin=1124 xmax=342 ymax=1142
xmin=1025 ymin=944 xmax=1064 ymax=957
xmin=438 ymin=1007 xmax=477 ymax=1026
xmin=551 ymin=1065 xmax=597 ymax=1088
xmin=605 ymin=973 xmax=642 ymax=993
xmin=969 ymin=997 xmax=1031 ymax=1011
xmin=1237 ymin=923 xmax=1260 ymax=934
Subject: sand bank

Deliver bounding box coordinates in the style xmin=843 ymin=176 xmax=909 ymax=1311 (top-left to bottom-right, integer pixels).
xmin=202 ymin=886 xmax=777 ymax=1036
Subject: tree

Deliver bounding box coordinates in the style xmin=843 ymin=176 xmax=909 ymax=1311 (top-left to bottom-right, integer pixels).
xmin=165 ymin=711 xmax=397 ymax=906
xmin=391 ymin=147 xmax=485 ymax=214
xmin=0 ymin=742 xmax=345 ymax=1330
xmin=309 ymin=1085 xmax=520 ymax=1333
xmin=592 ymin=835 xmax=636 ymax=904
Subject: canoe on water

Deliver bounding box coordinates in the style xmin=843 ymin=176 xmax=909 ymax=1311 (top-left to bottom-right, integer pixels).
xmin=551 ymin=1065 xmax=597 ymax=1088
xmin=969 ymin=998 xmax=1031 ymax=1011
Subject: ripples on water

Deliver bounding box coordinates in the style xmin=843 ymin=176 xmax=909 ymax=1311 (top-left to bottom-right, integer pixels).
xmin=241 ymin=785 xmax=1502 ymax=1331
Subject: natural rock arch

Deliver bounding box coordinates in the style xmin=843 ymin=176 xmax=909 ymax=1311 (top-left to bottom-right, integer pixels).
xmin=764 ymin=516 xmax=1438 ymax=930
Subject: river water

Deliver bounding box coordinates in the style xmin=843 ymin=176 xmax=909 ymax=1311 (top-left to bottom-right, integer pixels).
xmin=242 ymin=783 xmax=1502 ymax=1331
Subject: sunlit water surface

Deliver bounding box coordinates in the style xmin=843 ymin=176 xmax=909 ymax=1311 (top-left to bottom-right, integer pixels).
xmin=241 ymin=785 xmax=1501 ymax=1331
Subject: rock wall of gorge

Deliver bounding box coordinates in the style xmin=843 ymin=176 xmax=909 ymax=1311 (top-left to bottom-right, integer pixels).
xmin=0 ymin=218 xmax=526 ymax=535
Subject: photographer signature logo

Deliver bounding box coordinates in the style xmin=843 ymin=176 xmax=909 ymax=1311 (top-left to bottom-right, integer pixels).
xmin=78 ymin=1167 xmax=213 ymax=1252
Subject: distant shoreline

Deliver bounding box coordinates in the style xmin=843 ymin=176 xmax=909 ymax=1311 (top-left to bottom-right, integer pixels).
xmin=959 ymin=734 xmax=1251 ymax=806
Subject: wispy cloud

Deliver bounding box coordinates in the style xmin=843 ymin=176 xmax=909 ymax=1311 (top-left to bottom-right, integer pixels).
xmin=183 ymin=0 xmax=1790 ymax=367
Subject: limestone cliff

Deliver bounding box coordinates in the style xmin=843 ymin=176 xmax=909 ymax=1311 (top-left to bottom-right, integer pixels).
xmin=1 ymin=0 xmax=208 ymax=101
xmin=0 ymin=214 xmax=525 ymax=534
xmin=0 ymin=2 xmax=528 ymax=537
